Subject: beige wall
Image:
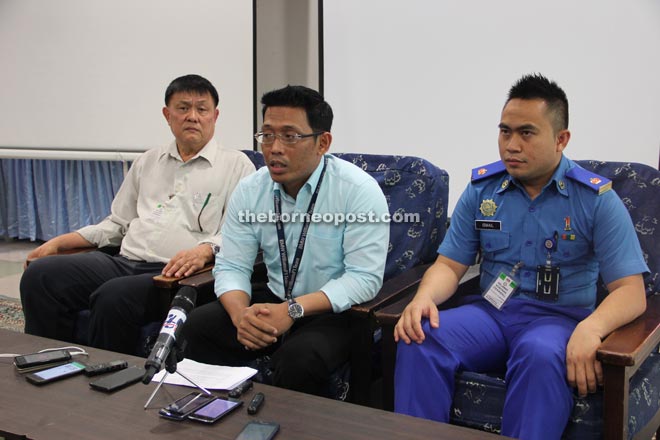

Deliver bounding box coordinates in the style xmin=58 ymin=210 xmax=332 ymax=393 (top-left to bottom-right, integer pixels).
xmin=255 ymin=0 xmax=320 ymax=133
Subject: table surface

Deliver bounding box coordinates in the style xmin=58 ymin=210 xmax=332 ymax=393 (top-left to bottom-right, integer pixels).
xmin=0 ymin=329 xmax=502 ymax=440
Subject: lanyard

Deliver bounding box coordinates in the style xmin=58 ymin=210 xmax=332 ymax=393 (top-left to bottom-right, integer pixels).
xmin=273 ymin=157 xmax=328 ymax=300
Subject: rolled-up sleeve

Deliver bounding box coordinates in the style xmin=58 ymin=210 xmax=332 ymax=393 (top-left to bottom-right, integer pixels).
xmin=213 ymin=181 xmax=260 ymax=298
xmin=319 ymin=178 xmax=389 ymax=312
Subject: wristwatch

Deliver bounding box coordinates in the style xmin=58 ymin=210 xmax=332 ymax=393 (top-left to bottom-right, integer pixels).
xmin=287 ymin=298 xmax=304 ymax=321
xmin=203 ymin=242 xmax=220 ymax=255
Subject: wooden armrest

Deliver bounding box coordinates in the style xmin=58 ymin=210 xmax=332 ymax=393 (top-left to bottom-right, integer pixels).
xmin=373 ymin=290 xmax=418 ymax=327
xmin=350 ymin=263 xmax=433 ymax=318
xmin=597 ymin=294 xmax=660 ymax=368
xmin=176 ymin=251 xmax=267 ymax=290
xmin=152 ymin=264 xmax=214 ymax=289
xmin=176 ymin=267 xmax=215 ymax=289
xmin=373 ymin=265 xmax=481 ymax=326
xmin=25 ymin=246 xmax=98 ymax=266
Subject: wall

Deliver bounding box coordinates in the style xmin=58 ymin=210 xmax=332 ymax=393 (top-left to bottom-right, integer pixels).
xmin=0 ymin=0 xmax=253 ymax=155
xmin=323 ymin=0 xmax=660 ymax=212
xmin=255 ymin=0 xmax=319 ymax=133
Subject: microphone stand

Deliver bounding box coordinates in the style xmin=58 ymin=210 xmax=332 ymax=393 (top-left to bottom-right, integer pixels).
xmin=143 ymin=339 xmax=212 ymax=409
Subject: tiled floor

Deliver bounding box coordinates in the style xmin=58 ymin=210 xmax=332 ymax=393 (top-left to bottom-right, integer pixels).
xmin=0 ymin=239 xmax=40 ymax=300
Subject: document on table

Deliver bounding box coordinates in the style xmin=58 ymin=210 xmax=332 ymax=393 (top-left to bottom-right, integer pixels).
xmin=150 ymin=358 xmax=257 ymax=390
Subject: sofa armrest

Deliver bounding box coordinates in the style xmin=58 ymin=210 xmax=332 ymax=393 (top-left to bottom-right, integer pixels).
xmin=152 ymin=264 xmax=213 ymax=290
xmin=175 ymin=251 xmax=267 ymax=290
xmin=350 ymin=263 xmax=433 ymax=318
xmin=373 ymin=264 xmax=481 ymax=325
xmin=597 ymin=294 xmax=660 ymax=368
xmin=596 ymin=294 xmax=660 ymax=440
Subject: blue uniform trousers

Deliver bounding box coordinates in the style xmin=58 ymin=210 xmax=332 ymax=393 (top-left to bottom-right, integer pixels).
xmin=394 ymin=298 xmax=590 ymax=440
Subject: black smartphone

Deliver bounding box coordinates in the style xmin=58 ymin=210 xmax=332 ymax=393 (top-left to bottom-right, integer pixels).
xmin=235 ymin=421 xmax=280 ymax=440
xmin=14 ymin=349 xmax=72 ymax=370
xmin=158 ymin=392 xmax=217 ymax=421
xmin=25 ymin=361 xmax=86 ymax=385
xmin=89 ymin=366 xmax=145 ymax=392
xmin=187 ymin=397 xmax=243 ymax=424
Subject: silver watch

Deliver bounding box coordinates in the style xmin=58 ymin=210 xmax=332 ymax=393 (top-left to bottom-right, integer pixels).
xmin=287 ymin=298 xmax=304 ymax=320
xmin=204 ymin=242 xmax=220 ymax=255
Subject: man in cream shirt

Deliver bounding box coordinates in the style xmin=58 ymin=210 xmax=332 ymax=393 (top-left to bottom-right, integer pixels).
xmin=20 ymin=74 xmax=255 ymax=355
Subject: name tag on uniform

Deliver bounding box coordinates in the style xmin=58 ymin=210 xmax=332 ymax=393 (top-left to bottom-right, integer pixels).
xmin=475 ymin=220 xmax=501 ymax=231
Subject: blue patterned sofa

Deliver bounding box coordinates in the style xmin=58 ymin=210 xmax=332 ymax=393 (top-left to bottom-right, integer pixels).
xmin=376 ymin=160 xmax=660 ymax=439
xmin=179 ymin=150 xmax=450 ymax=403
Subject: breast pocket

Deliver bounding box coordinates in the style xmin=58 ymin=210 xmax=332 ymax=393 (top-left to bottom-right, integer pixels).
xmin=480 ymin=230 xmax=511 ymax=255
xmin=555 ymin=233 xmax=591 ymax=265
xmin=192 ymin=193 xmax=222 ymax=233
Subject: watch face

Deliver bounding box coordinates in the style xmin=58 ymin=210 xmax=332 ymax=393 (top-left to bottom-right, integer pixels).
xmin=288 ymin=302 xmax=304 ymax=320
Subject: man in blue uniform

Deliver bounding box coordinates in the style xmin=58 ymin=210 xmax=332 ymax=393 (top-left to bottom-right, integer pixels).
xmin=393 ymin=74 xmax=648 ymax=440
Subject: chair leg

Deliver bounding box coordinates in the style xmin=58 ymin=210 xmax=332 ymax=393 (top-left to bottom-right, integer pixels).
xmin=349 ymin=315 xmax=374 ymax=406
xmin=380 ymin=324 xmax=397 ymax=411
xmin=602 ymin=363 xmax=629 ymax=440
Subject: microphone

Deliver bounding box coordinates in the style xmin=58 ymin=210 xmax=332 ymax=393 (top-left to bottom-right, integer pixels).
xmin=142 ymin=286 xmax=197 ymax=384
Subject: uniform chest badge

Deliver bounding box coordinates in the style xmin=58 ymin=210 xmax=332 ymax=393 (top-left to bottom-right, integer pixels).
xmin=480 ymin=199 xmax=498 ymax=217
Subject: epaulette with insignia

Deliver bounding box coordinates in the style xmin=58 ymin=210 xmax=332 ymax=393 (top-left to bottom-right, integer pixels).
xmin=565 ymin=166 xmax=612 ymax=195
xmin=471 ymin=160 xmax=507 ymax=182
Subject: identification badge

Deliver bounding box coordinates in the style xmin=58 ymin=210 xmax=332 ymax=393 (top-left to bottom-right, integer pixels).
xmin=536 ymin=265 xmax=560 ymax=301
xmin=150 ymin=204 xmax=165 ymax=221
xmin=483 ymin=272 xmax=519 ymax=310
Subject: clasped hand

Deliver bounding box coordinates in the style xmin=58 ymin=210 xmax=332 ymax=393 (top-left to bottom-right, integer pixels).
xmin=237 ymin=302 xmax=294 ymax=351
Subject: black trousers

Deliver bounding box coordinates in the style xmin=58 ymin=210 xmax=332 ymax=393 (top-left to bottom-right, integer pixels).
xmin=20 ymin=251 xmax=165 ymax=355
xmin=181 ymin=286 xmax=352 ymax=397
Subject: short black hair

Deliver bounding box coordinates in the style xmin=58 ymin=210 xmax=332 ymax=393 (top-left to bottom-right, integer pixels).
xmin=507 ymin=73 xmax=569 ymax=132
xmin=165 ymin=74 xmax=219 ymax=107
xmin=261 ymin=85 xmax=333 ymax=132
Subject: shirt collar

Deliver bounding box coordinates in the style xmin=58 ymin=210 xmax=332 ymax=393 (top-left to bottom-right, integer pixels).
xmin=548 ymin=155 xmax=570 ymax=197
xmin=496 ymin=155 xmax=570 ymax=197
xmin=161 ymin=138 xmax=218 ymax=165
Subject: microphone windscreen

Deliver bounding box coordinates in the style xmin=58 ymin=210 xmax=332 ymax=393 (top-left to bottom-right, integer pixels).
xmin=171 ymin=286 xmax=197 ymax=313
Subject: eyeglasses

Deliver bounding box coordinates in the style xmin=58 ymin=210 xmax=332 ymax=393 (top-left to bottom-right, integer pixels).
xmin=254 ymin=131 xmax=324 ymax=145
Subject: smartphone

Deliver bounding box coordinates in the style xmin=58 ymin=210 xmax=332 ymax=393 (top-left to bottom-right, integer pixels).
xmin=158 ymin=392 xmax=217 ymax=421
xmin=89 ymin=366 xmax=145 ymax=392
xmin=235 ymin=421 xmax=280 ymax=440
xmin=187 ymin=397 xmax=243 ymax=424
xmin=14 ymin=349 xmax=72 ymax=370
xmin=25 ymin=361 xmax=86 ymax=385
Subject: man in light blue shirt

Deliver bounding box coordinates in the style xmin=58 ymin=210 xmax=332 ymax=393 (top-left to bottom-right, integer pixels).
xmin=182 ymin=85 xmax=389 ymax=396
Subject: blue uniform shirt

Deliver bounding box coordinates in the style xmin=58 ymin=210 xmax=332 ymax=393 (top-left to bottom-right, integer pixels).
xmin=439 ymin=155 xmax=648 ymax=310
xmin=213 ymin=154 xmax=390 ymax=313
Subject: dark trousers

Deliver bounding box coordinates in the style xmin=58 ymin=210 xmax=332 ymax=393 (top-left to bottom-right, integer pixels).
xmin=181 ymin=286 xmax=352 ymax=397
xmin=20 ymin=251 xmax=165 ymax=355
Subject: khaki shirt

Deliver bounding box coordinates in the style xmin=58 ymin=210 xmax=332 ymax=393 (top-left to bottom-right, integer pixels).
xmin=78 ymin=139 xmax=255 ymax=263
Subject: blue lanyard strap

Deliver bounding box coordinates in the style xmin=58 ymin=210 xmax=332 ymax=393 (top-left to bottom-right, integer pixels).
xmin=273 ymin=156 xmax=328 ymax=300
